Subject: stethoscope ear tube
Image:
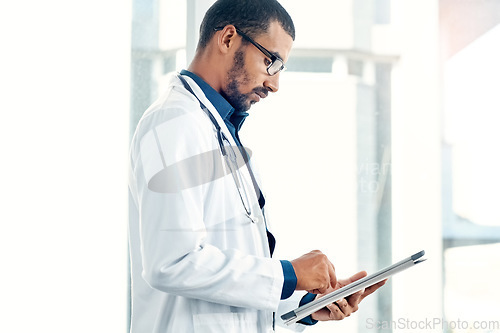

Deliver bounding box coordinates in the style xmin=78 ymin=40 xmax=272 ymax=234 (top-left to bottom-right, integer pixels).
xmin=178 ymin=75 xmax=228 ymax=156
xmin=216 ymin=129 xmax=227 ymax=156
xmin=177 ymin=74 xmax=257 ymax=222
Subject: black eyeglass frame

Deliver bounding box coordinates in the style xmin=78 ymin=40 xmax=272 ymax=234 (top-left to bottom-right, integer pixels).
xmin=213 ymin=26 xmax=286 ymax=76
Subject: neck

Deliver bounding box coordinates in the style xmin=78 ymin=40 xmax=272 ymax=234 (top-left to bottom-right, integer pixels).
xmin=187 ymin=48 xmax=226 ymax=93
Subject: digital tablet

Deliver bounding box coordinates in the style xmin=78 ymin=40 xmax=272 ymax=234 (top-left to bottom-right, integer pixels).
xmin=281 ymin=250 xmax=426 ymax=326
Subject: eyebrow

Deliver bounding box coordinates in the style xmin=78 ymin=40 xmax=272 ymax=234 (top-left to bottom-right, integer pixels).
xmin=260 ymin=46 xmax=283 ymax=61
xmin=255 ymin=39 xmax=283 ymax=60
xmin=272 ymin=51 xmax=284 ymax=60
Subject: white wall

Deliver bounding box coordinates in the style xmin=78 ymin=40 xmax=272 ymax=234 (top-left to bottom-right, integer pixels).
xmin=0 ymin=1 xmax=131 ymax=332
xmin=391 ymin=0 xmax=443 ymax=330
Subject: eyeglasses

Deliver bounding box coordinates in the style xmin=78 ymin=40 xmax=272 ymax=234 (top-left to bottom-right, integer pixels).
xmin=214 ymin=27 xmax=286 ymax=76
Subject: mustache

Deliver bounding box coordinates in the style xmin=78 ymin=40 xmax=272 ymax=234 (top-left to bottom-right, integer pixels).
xmin=251 ymin=87 xmax=269 ymax=98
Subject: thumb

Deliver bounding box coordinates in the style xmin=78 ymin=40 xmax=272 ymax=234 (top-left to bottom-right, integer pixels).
xmin=336 ymin=270 xmax=367 ymax=289
xmin=349 ymin=270 xmax=368 ymax=283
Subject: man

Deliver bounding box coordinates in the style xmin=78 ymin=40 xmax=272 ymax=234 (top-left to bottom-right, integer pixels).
xmin=128 ymin=0 xmax=385 ymax=332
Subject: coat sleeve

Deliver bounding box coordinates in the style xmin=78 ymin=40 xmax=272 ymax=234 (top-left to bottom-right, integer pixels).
xmin=129 ymin=105 xmax=284 ymax=312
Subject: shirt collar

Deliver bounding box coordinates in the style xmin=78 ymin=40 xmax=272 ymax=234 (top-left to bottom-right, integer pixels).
xmin=180 ymin=69 xmax=234 ymax=120
xmin=179 ymin=70 xmax=250 ymax=144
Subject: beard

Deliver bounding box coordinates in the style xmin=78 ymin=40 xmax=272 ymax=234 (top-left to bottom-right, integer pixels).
xmin=221 ymin=49 xmax=268 ymax=112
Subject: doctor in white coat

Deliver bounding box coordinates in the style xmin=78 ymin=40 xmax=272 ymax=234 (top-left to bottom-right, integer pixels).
xmin=128 ymin=0 xmax=385 ymax=332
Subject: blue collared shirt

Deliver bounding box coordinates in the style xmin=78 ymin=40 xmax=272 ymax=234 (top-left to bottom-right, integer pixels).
xmin=179 ymin=70 xmax=297 ymax=300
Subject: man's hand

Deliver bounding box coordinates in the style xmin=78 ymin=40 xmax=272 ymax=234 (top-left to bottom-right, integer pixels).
xmin=291 ymin=250 xmax=337 ymax=294
xmin=311 ymin=271 xmax=387 ymax=321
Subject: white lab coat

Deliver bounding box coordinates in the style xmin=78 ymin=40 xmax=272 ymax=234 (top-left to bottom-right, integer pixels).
xmin=128 ymin=73 xmax=308 ymax=332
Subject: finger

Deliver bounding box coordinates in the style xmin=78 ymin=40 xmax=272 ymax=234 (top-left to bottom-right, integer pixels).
xmin=336 ymin=298 xmax=347 ymax=307
xmin=343 ymin=270 xmax=367 ymax=285
xmin=348 ymin=270 xmax=367 ymax=283
xmin=326 ymin=302 xmax=346 ymax=320
xmin=315 ymin=262 xmax=336 ymax=294
xmin=359 ymin=279 xmax=387 ymax=302
xmin=308 ymin=288 xmax=323 ymax=294
xmin=315 ymin=279 xmax=330 ymax=294
xmin=328 ymin=261 xmax=337 ymax=289
xmin=336 ymin=270 xmax=367 ymax=288
xmin=310 ymin=285 xmax=331 ymax=294
xmin=346 ymin=289 xmax=364 ymax=306
xmin=311 ymin=299 xmax=354 ymax=321
xmin=336 ymin=298 xmax=350 ymax=314
xmin=317 ymin=284 xmax=329 ymax=294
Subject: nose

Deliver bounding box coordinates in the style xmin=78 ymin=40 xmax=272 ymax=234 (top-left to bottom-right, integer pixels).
xmin=263 ymin=73 xmax=280 ymax=93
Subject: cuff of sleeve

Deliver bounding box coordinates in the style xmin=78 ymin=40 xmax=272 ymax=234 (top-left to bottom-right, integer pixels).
xmin=279 ymin=260 xmax=297 ymax=300
xmin=297 ymin=293 xmax=319 ymax=326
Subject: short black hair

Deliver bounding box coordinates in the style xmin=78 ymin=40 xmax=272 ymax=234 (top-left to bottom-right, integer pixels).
xmin=197 ymin=0 xmax=295 ymax=50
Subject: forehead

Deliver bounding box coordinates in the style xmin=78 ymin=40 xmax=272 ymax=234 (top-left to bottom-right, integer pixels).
xmin=254 ymin=21 xmax=294 ymax=62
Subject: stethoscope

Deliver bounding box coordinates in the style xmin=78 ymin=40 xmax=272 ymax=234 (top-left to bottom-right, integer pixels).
xmin=177 ymin=75 xmax=259 ymax=223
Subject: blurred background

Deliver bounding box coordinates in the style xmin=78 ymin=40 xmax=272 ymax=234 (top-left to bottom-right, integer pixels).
xmin=1 ymin=0 xmax=499 ymax=332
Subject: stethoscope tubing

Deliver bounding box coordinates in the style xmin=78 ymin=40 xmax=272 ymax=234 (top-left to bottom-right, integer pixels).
xmin=177 ymin=74 xmax=257 ymax=223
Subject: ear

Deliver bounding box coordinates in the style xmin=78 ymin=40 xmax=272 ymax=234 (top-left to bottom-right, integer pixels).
xmin=216 ymin=25 xmax=238 ymax=54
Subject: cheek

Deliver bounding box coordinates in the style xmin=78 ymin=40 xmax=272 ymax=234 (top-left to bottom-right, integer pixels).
xmin=242 ymin=53 xmax=267 ymax=83
xmin=234 ymin=71 xmax=256 ymax=93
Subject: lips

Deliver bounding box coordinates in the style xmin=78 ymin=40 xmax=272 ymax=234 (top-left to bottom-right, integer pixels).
xmin=253 ymin=92 xmax=262 ymax=103
xmin=254 ymin=91 xmax=268 ymax=102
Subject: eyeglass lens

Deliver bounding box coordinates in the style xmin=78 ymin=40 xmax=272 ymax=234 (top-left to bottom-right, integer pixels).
xmin=268 ymin=60 xmax=284 ymax=75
